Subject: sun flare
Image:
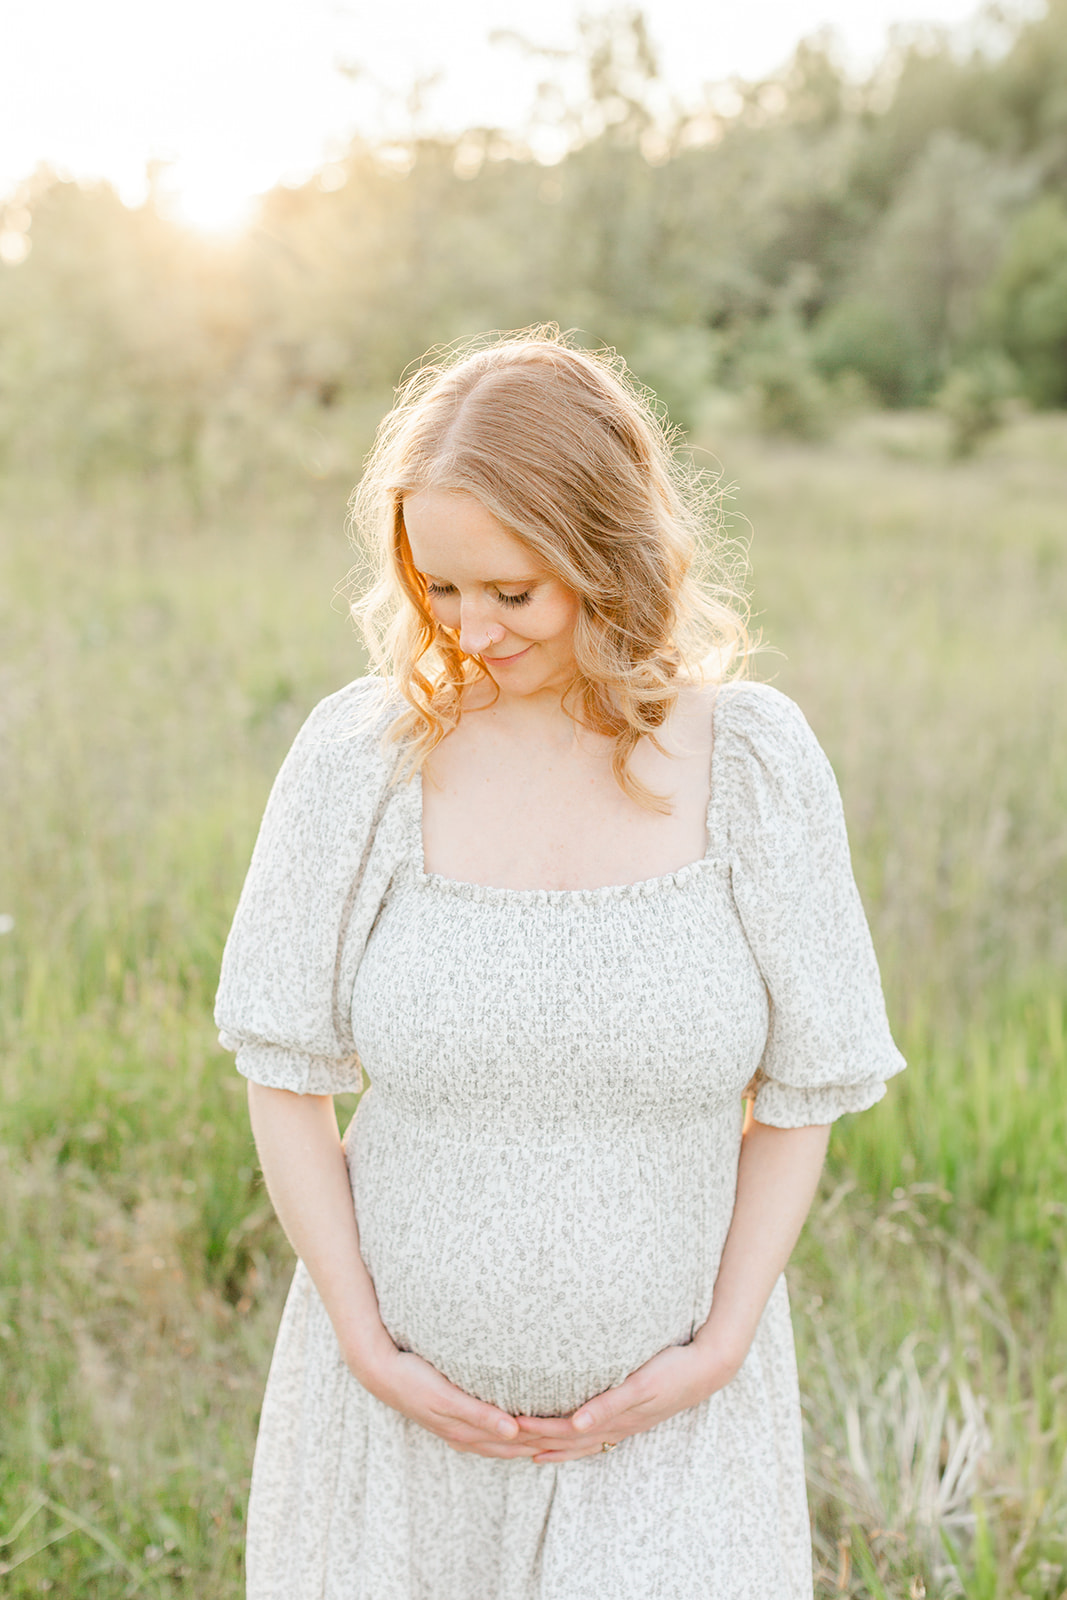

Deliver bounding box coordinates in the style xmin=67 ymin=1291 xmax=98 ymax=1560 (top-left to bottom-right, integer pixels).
xmin=166 ymin=165 xmax=261 ymax=235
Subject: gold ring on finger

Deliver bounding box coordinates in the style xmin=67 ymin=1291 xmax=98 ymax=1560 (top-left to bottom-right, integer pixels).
xmin=601 ymin=1441 xmax=617 ymax=1453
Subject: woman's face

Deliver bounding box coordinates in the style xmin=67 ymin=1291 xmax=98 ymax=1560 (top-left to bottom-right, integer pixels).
xmin=403 ymin=489 xmax=581 ymax=698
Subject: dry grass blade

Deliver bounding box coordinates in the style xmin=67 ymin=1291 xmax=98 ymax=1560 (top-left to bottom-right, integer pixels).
xmin=0 ymin=1494 xmax=48 ymax=1548
xmin=0 ymin=1494 xmax=146 ymax=1587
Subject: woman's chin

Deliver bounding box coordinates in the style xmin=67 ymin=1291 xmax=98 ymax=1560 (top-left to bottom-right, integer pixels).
xmin=484 ymin=654 xmax=577 ymax=701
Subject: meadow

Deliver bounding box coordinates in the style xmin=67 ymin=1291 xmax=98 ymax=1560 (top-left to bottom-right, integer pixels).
xmin=1 ymin=401 xmax=1065 ymax=1597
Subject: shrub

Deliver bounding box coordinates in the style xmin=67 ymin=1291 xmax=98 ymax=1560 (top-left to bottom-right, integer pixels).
xmin=738 ymin=319 xmax=831 ymax=440
xmin=812 ymin=297 xmax=923 ymax=407
xmin=623 ymin=321 xmax=720 ymax=435
xmin=985 ymin=196 xmax=1067 ymax=407
xmin=934 ymin=352 xmax=1017 ymax=458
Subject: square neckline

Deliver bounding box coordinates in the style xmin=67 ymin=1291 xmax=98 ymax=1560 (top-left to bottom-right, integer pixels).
xmin=407 ymin=694 xmax=727 ymax=902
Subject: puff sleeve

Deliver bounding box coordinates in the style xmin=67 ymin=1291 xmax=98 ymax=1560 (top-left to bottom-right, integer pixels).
xmin=214 ymin=676 xmax=402 ymax=1094
xmin=708 ymin=682 xmax=906 ymax=1128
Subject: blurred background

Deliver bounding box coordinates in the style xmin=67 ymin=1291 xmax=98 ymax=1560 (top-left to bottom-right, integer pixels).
xmin=1 ymin=3 xmax=1066 ymax=1595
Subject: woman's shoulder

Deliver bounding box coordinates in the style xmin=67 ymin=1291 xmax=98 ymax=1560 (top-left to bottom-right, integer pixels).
xmin=713 ymin=678 xmax=810 ymax=737
xmin=708 ymin=678 xmax=841 ymax=826
xmin=667 ymin=677 xmax=819 ymax=774
xmin=284 ymin=674 xmax=399 ymax=757
xmin=268 ymin=675 xmax=404 ymax=807
xmin=297 ymin=673 xmax=397 ymax=736
xmin=711 ymin=678 xmax=827 ymax=770
xmin=677 ymin=675 xmax=807 ymax=732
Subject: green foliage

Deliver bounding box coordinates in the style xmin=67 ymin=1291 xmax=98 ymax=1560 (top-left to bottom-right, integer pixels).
xmin=986 ymin=195 xmax=1067 ymax=407
xmin=992 ymin=0 xmax=1067 ymax=184
xmin=862 ymin=132 xmax=1027 ymax=393
xmin=812 ymin=297 xmax=921 ymax=407
xmin=622 ymin=321 xmax=719 ymax=433
xmin=738 ymin=316 xmax=831 ymax=439
xmin=934 ymin=352 xmax=1016 ymax=458
xmin=0 ymin=178 xmax=246 ymax=485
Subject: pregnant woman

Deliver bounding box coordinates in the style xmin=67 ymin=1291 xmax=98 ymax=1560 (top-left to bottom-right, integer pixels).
xmin=215 ymin=331 xmax=905 ymax=1599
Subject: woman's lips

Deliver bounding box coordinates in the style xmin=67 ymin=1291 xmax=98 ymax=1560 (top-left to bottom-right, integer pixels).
xmin=483 ymin=645 xmax=532 ymax=665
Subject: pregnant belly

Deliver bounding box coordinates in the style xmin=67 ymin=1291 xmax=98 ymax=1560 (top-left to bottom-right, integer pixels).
xmin=348 ymin=1101 xmax=735 ymax=1417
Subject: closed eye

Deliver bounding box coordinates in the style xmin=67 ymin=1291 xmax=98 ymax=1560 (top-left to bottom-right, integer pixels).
xmin=425 ymin=581 xmax=532 ymax=608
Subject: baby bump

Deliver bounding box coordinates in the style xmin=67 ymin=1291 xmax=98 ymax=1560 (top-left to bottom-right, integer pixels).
xmin=347 ymin=1100 xmax=738 ymax=1416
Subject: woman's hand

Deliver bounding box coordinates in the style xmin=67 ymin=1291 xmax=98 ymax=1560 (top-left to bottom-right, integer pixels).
xmin=361 ymin=1346 xmax=544 ymax=1460
xmin=513 ymin=1338 xmax=743 ymax=1464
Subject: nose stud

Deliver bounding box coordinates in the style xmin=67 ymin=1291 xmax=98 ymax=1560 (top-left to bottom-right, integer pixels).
xmin=463 ymin=623 xmax=506 ymax=653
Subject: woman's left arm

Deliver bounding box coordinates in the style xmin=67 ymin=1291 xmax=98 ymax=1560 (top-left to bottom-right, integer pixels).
xmin=688 ymin=1118 xmax=831 ymax=1374
xmin=517 ymin=1119 xmax=830 ymax=1462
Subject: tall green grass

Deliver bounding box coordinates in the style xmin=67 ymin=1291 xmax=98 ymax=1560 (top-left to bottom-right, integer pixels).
xmin=2 ymin=407 xmax=1065 ymax=1596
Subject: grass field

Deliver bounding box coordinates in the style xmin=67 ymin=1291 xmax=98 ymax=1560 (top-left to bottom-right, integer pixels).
xmin=2 ymin=404 xmax=1065 ymax=1597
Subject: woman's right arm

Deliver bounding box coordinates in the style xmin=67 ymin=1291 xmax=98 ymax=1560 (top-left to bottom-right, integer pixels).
xmin=247 ymin=1082 xmax=393 ymax=1376
xmin=246 ymin=1083 xmax=530 ymax=1456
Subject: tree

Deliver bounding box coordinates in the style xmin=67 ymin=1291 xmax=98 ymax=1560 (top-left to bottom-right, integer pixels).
xmin=864 ymin=132 xmax=1029 ymax=391
xmin=985 ymin=195 xmax=1067 ymax=407
xmin=935 ymin=351 xmax=1016 ymax=457
xmin=812 ymin=296 xmax=922 ymax=406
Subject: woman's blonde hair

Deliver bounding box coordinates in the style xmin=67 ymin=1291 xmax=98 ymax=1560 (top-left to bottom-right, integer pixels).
xmin=348 ymin=327 xmax=749 ymax=811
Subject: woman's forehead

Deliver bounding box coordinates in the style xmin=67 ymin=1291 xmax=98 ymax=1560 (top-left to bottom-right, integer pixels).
xmin=403 ymin=490 xmax=543 ymax=580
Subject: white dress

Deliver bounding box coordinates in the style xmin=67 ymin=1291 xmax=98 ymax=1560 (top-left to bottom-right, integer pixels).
xmin=215 ymin=676 xmax=905 ymax=1600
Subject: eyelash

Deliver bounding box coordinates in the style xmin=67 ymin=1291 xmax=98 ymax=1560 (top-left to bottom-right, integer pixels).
xmin=425 ymin=583 xmax=532 ymax=609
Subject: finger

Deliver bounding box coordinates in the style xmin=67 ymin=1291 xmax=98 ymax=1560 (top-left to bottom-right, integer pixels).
xmin=433 ymin=1417 xmax=542 ymax=1451
xmin=571 ymin=1382 xmax=636 ymax=1434
xmin=513 ymin=1415 xmax=575 ymax=1437
xmin=439 ymin=1420 xmax=525 ymax=1446
xmin=407 ymin=1358 xmax=521 ymax=1442
xmin=448 ymin=1439 xmax=545 ymax=1458
xmin=428 ymin=1427 xmax=543 ymax=1465
xmin=504 ymin=1430 xmax=573 ymax=1451
xmin=432 ymin=1395 xmax=520 ymax=1441
xmin=447 ymin=1419 xmax=545 ymax=1447
xmin=531 ymin=1444 xmax=605 ymax=1463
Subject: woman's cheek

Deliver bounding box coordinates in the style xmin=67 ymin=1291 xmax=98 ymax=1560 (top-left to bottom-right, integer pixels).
xmin=542 ymin=595 xmax=581 ymax=645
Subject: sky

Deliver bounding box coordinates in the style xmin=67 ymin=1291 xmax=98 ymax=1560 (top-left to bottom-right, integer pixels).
xmin=2 ymin=0 xmax=992 ymax=232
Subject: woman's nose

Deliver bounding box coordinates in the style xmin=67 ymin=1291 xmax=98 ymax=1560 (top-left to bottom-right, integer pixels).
xmin=458 ymin=613 xmax=506 ymax=655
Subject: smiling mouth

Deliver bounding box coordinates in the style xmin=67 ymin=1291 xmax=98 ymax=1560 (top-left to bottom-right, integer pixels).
xmin=482 ymin=645 xmax=532 ymax=664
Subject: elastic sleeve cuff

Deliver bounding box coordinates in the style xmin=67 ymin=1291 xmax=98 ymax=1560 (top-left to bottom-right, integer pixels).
xmin=225 ymin=1035 xmax=364 ymax=1096
xmin=752 ymin=1074 xmax=888 ymax=1129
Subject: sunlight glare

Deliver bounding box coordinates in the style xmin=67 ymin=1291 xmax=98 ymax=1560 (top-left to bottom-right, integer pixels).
xmin=166 ymin=162 xmax=261 ymax=235
xmin=2 ymin=0 xmax=1003 ymax=224
xmin=0 ymin=232 xmax=31 ymax=265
